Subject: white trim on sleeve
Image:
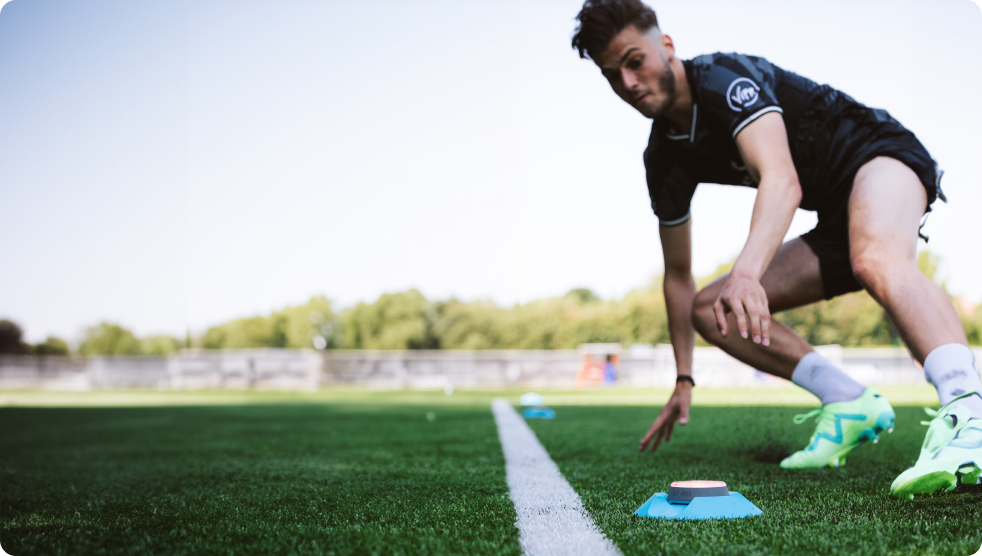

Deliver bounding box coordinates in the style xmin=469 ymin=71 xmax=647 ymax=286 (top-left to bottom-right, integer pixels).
xmin=659 ymin=211 xmax=691 ymax=227
xmin=731 ymin=106 xmax=783 ymax=139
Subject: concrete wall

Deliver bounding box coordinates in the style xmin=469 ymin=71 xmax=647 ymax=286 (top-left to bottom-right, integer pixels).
xmin=2 ymin=347 xmax=979 ymax=391
xmin=0 ymin=355 xmax=89 ymax=391
xmin=0 ymin=350 xmax=320 ymax=391
xmin=319 ymin=346 xmax=771 ymax=389
xmin=168 ymin=350 xmax=321 ymax=391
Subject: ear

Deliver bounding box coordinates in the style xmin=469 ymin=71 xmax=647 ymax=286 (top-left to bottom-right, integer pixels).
xmin=661 ymin=34 xmax=675 ymax=61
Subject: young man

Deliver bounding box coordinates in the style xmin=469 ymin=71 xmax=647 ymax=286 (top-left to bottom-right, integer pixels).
xmin=571 ymin=0 xmax=982 ymax=498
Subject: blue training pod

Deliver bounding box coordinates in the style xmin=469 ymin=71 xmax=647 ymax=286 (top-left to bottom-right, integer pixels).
xmin=522 ymin=407 xmax=556 ymax=419
xmin=634 ymin=492 xmax=762 ymax=520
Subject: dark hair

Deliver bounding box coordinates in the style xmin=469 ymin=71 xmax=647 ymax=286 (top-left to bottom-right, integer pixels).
xmin=571 ymin=0 xmax=659 ymax=60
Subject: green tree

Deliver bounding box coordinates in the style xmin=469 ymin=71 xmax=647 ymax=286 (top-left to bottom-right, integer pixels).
xmin=432 ymin=299 xmax=505 ymax=349
xmin=78 ymin=323 xmax=142 ymax=356
xmin=273 ymin=296 xmax=337 ymax=349
xmin=139 ymin=336 xmax=182 ymax=355
xmin=0 ymin=319 xmax=25 ymax=354
xmin=201 ymin=316 xmax=283 ymax=349
xmin=341 ymin=289 xmax=438 ymax=349
xmin=917 ymin=250 xmax=942 ymax=285
xmin=184 ymin=249 xmax=976 ymax=351
xmin=565 ymin=288 xmax=600 ymax=304
xmin=615 ymin=277 xmax=670 ymax=345
xmin=33 ymin=336 xmax=70 ymax=356
xmin=201 ymin=296 xmax=337 ymax=350
xmin=777 ymin=292 xmax=900 ymax=347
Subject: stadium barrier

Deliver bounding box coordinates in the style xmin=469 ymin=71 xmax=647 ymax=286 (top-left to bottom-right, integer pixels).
xmin=168 ymin=349 xmax=321 ymax=391
xmin=320 ymin=344 xmax=847 ymax=389
xmin=1 ymin=347 xmax=979 ymax=391
xmin=0 ymin=355 xmax=90 ymax=391
xmin=0 ymin=350 xmax=321 ymax=391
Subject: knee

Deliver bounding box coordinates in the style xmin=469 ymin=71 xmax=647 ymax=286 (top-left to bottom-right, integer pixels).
xmin=691 ymin=287 xmax=720 ymax=340
xmin=850 ymin=249 xmax=911 ymax=292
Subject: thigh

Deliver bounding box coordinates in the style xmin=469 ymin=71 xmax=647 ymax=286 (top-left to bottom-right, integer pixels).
xmin=848 ymin=156 xmax=926 ymax=262
xmin=699 ymin=238 xmax=825 ymax=313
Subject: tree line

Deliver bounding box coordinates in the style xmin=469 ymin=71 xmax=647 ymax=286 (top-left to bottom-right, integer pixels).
xmin=3 ymin=252 xmax=980 ymax=356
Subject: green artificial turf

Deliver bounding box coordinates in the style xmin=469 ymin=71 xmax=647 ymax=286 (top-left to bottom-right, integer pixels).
xmin=0 ymin=404 xmax=520 ymax=556
xmin=3 ymin=399 xmax=980 ymax=556
xmin=527 ymin=405 xmax=982 ymax=556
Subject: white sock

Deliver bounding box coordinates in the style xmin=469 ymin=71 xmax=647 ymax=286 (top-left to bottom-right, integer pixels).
xmin=923 ymin=343 xmax=982 ymax=419
xmin=791 ymin=351 xmax=867 ymax=405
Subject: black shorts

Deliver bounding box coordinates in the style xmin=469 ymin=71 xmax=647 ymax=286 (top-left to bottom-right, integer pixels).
xmin=798 ymin=112 xmax=941 ymax=300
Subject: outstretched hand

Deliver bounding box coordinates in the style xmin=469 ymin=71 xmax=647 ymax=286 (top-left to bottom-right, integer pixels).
xmin=639 ymin=382 xmax=692 ymax=452
xmin=713 ymin=272 xmax=771 ymax=346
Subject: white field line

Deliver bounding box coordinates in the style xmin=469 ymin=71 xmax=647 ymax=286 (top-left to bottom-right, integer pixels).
xmin=492 ymin=399 xmax=622 ymax=556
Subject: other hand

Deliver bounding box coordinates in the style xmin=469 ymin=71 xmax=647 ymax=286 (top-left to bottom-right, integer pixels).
xmin=713 ymin=272 xmax=771 ymax=346
xmin=639 ymin=382 xmax=692 ymax=452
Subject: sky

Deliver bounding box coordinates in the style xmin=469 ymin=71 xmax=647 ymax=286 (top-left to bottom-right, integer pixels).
xmin=1 ymin=0 xmax=980 ymax=343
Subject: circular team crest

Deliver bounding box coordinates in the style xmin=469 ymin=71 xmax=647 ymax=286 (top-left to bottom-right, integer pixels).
xmin=726 ymin=78 xmax=760 ymax=111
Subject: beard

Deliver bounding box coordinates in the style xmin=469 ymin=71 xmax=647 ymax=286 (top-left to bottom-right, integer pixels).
xmin=647 ymin=52 xmax=677 ymax=119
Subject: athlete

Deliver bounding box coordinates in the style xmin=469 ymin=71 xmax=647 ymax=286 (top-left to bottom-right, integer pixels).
xmin=571 ymin=0 xmax=982 ymax=498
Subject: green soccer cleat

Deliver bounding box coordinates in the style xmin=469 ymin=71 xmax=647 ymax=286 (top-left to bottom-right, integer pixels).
xmin=890 ymin=393 xmax=982 ymax=499
xmin=780 ymin=387 xmax=896 ymax=469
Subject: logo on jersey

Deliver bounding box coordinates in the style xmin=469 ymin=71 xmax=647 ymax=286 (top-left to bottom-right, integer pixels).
xmin=726 ymin=78 xmax=760 ymax=111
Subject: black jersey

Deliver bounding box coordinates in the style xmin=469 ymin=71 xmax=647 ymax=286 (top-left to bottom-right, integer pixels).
xmin=644 ymin=52 xmax=938 ymax=226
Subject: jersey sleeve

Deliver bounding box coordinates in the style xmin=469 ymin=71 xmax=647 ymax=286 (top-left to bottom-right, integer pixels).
xmin=691 ymin=53 xmax=783 ymax=139
xmin=644 ymin=140 xmax=698 ymax=226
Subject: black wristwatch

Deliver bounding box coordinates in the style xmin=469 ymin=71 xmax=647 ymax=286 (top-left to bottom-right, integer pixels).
xmin=676 ymin=375 xmax=695 ymax=387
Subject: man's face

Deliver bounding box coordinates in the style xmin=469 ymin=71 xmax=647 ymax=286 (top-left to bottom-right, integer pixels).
xmin=595 ymin=25 xmax=676 ymax=119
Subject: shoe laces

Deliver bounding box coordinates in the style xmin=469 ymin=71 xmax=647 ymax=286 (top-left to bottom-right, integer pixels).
xmin=792 ymin=408 xmax=838 ymax=447
xmin=792 ymin=408 xmax=826 ymax=425
xmin=918 ymin=404 xmax=972 ymax=453
xmin=919 ymin=406 xmax=941 ymax=427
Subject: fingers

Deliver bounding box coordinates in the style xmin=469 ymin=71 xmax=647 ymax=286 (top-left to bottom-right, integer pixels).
xmin=760 ymin=306 xmax=771 ymax=347
xmin=639 ymin=423 xmax=657 ymax=451
xmin=732 ymin=301 xmax=749 ymax=340
xmin=639 ymin=413 xmax=667 ymax=451
xmin=664 ymin=419 xmax=676 ymax=444
xmin=713 ymin=299 xmax=728 ymax=338
xmin=651 ymin=421 xmax=670 ymax=451
xmin=748 ymin=304 xmax=762 ymax=344
xmin=641 ymin=396 xmax=695 ymax=452
xmin=717 ymin=274 xmax=775 ymax=344
xmin=746 ymin=298 xmax=771 ymax=345
xmin=641 ymin=411 xmax=673 ymax=452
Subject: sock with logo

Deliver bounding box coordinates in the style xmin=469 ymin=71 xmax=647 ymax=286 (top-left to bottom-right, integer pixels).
xmin=791 ymin=351 xmax=867 ymax=406
xmin=924 ymin=343 xmax=982 ymax=419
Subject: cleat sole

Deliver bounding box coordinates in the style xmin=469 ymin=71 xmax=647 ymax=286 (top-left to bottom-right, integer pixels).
xmin=892 ymin=470 xmax=958 ymax=498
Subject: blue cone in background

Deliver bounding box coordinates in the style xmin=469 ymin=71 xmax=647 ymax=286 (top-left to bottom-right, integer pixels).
xmin=520 ymin=392 xmax=555 ymax=419
xmin=635 ymin=481 xmax=762 ymax=520
xmin=522 ymin=407 xmax=556 ymax=419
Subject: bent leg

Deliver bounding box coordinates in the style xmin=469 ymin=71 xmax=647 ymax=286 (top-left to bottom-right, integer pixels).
xmin=848 ymin=156 xmax=968 ymax=363
xmin=692 ymin=238 xmax=824 ymax=379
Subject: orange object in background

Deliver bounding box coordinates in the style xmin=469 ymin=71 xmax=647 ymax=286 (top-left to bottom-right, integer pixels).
xmin=575 ymin=343 xmax=621 ymax=389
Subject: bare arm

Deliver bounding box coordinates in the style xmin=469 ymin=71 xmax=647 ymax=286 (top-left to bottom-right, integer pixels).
xmin=639 ymin=218 xmax=696 ymax=451
xmin=713 ymin=112 xmax=802 ymax=346
xmin=661 ymin=218 xmax=696 ymax=377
